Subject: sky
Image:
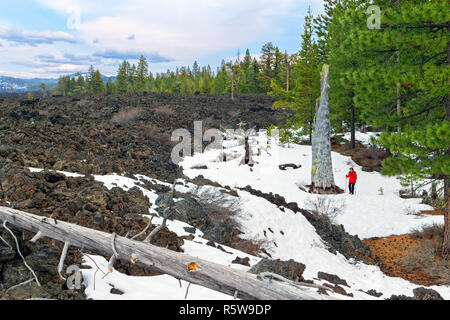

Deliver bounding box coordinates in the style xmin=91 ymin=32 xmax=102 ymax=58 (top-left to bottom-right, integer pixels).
xmin=0 ymin=0 xmax=324 ymax=79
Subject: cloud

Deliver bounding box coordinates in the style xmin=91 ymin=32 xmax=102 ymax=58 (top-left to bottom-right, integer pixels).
xmin=0 ymin=27 xmax=77 ymax=46
xmin=32 ymin=64 xmax=87 ymax=74
xmin=36 ymin=0 xmax=323 ymax=63
xmin=4 ymin=0 xmax=325 ymax=78
xmin=93 ymin=50 xmax=173 ymax=63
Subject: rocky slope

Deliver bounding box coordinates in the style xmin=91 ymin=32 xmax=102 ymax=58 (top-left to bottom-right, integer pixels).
xmin=0 ymin=93 xmax=288 ymax=299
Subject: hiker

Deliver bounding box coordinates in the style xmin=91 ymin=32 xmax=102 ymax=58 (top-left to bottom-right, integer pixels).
xmin=346 ymin=168 xmax=357 ymax=195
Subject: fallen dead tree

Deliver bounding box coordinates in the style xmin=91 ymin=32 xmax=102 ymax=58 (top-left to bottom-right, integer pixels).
xmin=0 ymin=206 xmax=327 ymax=300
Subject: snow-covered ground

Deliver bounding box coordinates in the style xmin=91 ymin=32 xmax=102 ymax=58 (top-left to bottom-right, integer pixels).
xmin=341 ymin=131 xmax=381 ymax=145
xmin=25 ymin=130 xmax=449 ymax=300
xmin=180 ymin=131 xmax=442 ymax=239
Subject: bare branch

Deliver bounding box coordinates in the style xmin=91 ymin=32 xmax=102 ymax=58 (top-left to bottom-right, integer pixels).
xmin=184 ymin=282 xmax=191 ymax=299
xmin=57 ymin=242 xmax=70 ymax=280
xmin=2 ymin=221 xmax=41 ymax=287
xmin=5 ymin=278 xmax=35 ymax=296
xmin=145 ymin=180 xmax=177 ymax=243
xmin=259 ymin=272 xmax=332 ymax=291
xmin=131 ymin=216 xmax=153 ymax=240
xmin=0 ymin=234 xmax=12 ymax=249
xmin=30 ymin=231 xmax=44 ymax=243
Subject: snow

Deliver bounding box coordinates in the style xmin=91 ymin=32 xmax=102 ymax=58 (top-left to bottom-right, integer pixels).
xmin=179 ymin=130 xmax=449 ymax=299
xmin=28 ymin=167 xmax=84 ymax=178
xmin=341 ymin=131 xmax=381 ymax=145
xmin=81 ymin=254 xmax=233 ymax=300
xmin=180 ymin=131 xmax=443 ymax=239
xmin=24 ymin=130 xmax=449 ymax=300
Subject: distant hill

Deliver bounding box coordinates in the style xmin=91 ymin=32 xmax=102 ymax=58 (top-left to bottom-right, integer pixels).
xmin=0 ymin=76 xmax=57 ymax=93
xmin=0 ymin=74 xmax=115 ymax=93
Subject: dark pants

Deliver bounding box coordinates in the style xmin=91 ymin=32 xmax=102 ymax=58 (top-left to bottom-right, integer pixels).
xmin=349 ymin=183 xmax=355 ymax=194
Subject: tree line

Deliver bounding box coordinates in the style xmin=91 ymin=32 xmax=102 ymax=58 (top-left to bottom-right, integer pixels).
xmin=51 ymin=44 xmax=292 ymax=97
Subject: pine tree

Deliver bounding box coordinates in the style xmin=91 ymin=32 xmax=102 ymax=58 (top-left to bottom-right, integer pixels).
xmin=258 ymin=42 xmax=276 ymax=92
xmin=106 ymin=78 xmax=116 ymax=94
xmin=136 ymin=56 xmax=149 ymax=92
xmin=315 ymin=0 xmax=363 ymax=148
xmin=200 ymin=67 xmax=212 ymax=93
xmin=91 ymin=70 xmax=105 ymax=93
xmin=341 ymin=0 xmax=449 ymax=258
xmin=192 ymin=61 xmax=201 ymax=92
xmin=239 ymin=49 xmax=253 ymax=93
xmin=74 ymin=73 xmax=87 ymax=93
xmin=87 ymin=65 xmax=96 ymax=93
xmin=270 ymin=7 xmax=320 ymax=143
xmin=116 ymin=61 xmax=129 ymax=93
xmin=212 ymin=60 xmax=230 ymax=94
xmin=128 ymin=63 xmax=137 ymax=92
xmin=40 ymin=83 xmax=47 ymax=97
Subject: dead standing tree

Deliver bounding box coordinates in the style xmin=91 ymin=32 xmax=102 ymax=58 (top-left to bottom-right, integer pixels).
xmin=0 ymin=206 xmax=328 ymax=300
xmin=310 ymin=65 xmax=342 ymax=194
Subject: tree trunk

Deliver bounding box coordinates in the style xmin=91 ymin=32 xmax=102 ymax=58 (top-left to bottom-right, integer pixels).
xmin=231 ymin=71 xmax=235 ymax=101
xmin=396 ymin=80 xmax=401 ymax=134
xmin=396 ymin=0 xmax=402 ymax=134
xmin=443 ymin=21 xmax=450 ymax=260
xmin=0 ymin=206 xmax=325 ymax=300
xmin=443 ymin=177 xmax=450 ymax=260
xmin=350 ymin=102 xmax=356 ymax=149
xmin=286 ymin=59 xmax=290 ymax=93
xmin=309 ymin=120 xmax=312 ymax=145
xmin=311 ymin=65 xmax=339 ymax=194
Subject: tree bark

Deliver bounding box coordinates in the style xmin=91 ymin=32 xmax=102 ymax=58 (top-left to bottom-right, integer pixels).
xmin=350 ymin=101 xmax=356 ymax=149
xmin=0 ymin=206 xmax=325 ymax=300
xmin=443 ymin=22 xmax=450 ymax=260
xmin=231 ymin=70 xmax=235 ymax=102
xmin=286 ymin=54 xmax=290 ymax=93
xmin=396 ymin=0 xmax=402 ymax=134
xmin=443 ymin=176 xmax=450 ymax=260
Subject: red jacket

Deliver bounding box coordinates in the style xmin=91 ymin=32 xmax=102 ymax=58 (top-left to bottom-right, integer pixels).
xmin=346 ymin=171 xmax=357 ymax=183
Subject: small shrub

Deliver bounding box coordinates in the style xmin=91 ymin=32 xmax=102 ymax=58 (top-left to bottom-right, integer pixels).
xmin=153 ymin=105 xmax=176 ymax=116
xmin=111 ymin=107 xmax=142 ymax=125
xmin=410 ymin=223 xmax=444 ymax=240
xmin=27 ymin=93 xmax=34 ymax=100
xmin=304 ymin=196 xmax=346 ymax=223
xmin=403 ymin=206 xmax=419 ymax=215
xmin=190 ymin=185 xmax=242 ymax=220
xmin=403 ymin=224 xmax=449 ymax=285
xmin=143 ymin=125 xmax=174 ymax=147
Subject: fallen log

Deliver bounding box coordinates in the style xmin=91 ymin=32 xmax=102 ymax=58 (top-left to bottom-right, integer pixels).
xmin=0 ymin=206 xmax=326 ymax=300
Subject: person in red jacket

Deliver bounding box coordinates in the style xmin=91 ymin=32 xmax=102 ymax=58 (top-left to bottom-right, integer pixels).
xmin=346 ymin=168 xmax=357 ymax=195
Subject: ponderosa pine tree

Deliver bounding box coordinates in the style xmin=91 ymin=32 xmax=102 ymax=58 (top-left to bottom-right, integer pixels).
xmin=341 ymin=0 xmax=449 ymax=258
xmin=270 ymin=7 xmax=320 ymax=143
xmin=91 ymin=70 xmax=105 ymax=93
xmin=74 ymin=73 xmax=87 ymax=93
xmin=136 ymin=56 xmax=149 ymax=92
xmin=106 ymin=78 xmax=116 ymax=94
xmin=200 ymin=67 xmax=212 ymax=93
xmin=315 ymin=0 xmax=364 ymax=148
xmin=40 ymin=83 xmax=47 ymax=97
xmin=212 ymin=60 xmax=230 ymax=94
xmin=116 ymin=61 xmax=129 ymax=93
xmin=258 ymin=42 xmax=277 ymax=92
